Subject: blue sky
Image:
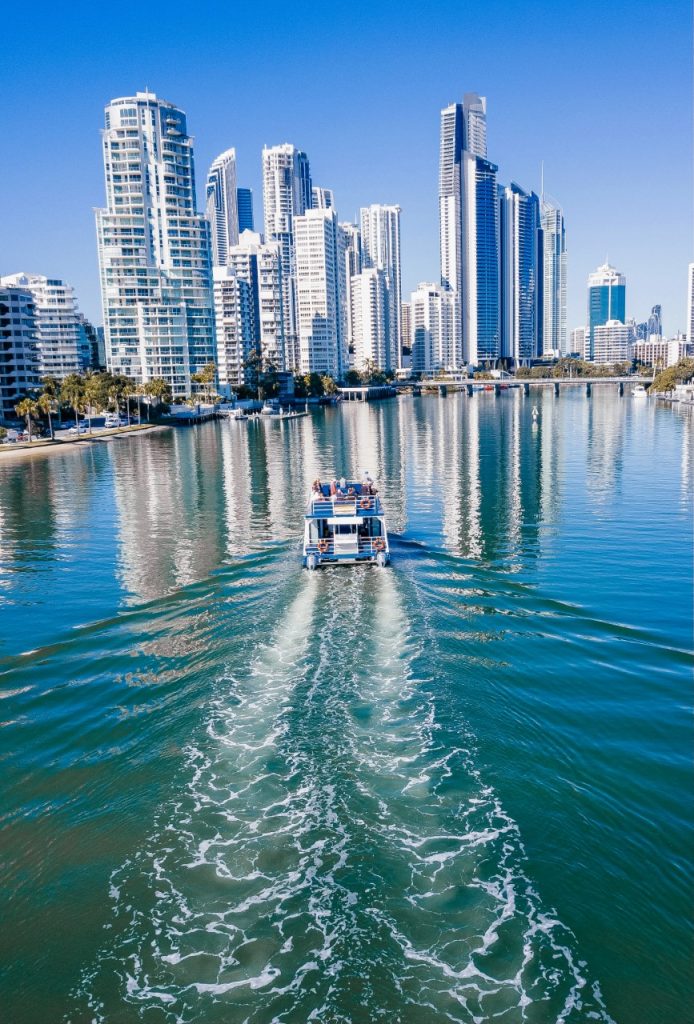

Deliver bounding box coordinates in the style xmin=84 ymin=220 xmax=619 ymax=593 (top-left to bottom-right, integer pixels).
xmin=1 ymin=0 xmax=691 ymax=335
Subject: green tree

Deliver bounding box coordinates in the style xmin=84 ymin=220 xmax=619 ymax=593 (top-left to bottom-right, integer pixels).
xmin=41 ymin=376 xmax=62 ymax=429
xmin=143 ymin=378 xmax=172 ymax=420
xmin=60 ymin=374 xmax=87 ymax=430
xmin=0 ymin=426 xmax=7 ymax=443
xmin=84 ymin=372 xmax=107 ymax=432
xmin=37 ymin=392 xmax=57 ymax=440
xmin=191 ymin=361 xmax=217 ymax=403
xmin=342 ymin=369 xmax=361 ymax=387
xmin=320 ymin=375 xmax=338 ymax=395
xmin=15 ymin=397 xmax=39 ymax=441
xmin=651 ymin=358 xmax=694 ymax=393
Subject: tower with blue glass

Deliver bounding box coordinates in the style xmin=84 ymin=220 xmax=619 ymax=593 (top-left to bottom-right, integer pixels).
xmin=587 ymin=263 xmax=626 ymax=359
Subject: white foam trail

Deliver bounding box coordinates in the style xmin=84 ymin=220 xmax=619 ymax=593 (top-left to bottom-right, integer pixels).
xmin=72 ymin=569 xmax=615 ymax=1023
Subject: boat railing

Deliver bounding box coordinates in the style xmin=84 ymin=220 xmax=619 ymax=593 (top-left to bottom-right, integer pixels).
xmin=305 ymin=536 xmax=386 ymax=556
xmin=308 ymin=495 xmax=382 ymax=517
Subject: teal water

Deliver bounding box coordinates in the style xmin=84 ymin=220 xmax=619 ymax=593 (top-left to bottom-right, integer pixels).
xmin=0 ymin=389 xmax=691 ymax=1023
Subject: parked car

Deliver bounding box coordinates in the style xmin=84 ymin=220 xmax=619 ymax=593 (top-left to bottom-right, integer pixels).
xmin=69 ymin=423 xmax=90 ymax=435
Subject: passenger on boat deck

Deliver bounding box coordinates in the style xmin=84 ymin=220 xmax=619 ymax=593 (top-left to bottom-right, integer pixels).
xmin=339 ymin=476 xmax=347 ymax=490
xmin=330 ymin=479 xmax=338 ymax=496
xmin=311 ymin=479 xmax=323 ymax=501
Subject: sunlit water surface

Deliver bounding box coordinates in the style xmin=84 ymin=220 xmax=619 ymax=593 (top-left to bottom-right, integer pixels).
xmin=0 ymin=389 xmax=691 ymax=1023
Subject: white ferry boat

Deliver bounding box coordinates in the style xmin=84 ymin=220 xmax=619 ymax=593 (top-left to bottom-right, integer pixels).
xmin=303 ymin=477 xmax=390 ymax=569
xmin=632 ymin=385 xmax=649 ymax=398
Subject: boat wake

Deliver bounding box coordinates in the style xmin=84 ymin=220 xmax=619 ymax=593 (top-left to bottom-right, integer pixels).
xmin=71 ymin=569 xmax=615 ymax=1023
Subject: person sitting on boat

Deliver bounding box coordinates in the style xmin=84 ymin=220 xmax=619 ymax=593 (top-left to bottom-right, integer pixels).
xmin=339 ymin=476 xmax=347 ymax=491
xmin=330 ymin=478 xmax=338 ymax=496
xmin=311 ymin=479 xmax=323 ymax=502
xmin=361 ymin=469 xmax=374 ymax=494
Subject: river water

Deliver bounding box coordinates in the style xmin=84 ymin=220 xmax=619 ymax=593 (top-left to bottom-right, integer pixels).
xmin=0 ymin=389 xmax=691 ymax=1023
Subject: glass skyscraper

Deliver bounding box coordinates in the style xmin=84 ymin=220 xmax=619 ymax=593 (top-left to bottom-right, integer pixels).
xmin=439 ymin=94 xmax=500 ymax=367
xmin=499 ymin=183 xmax=541 ymax=366
xmin=587 ymin=263 xmax=626 ymax=359
xmin=236 ymin=188 xmax=254 ymax=233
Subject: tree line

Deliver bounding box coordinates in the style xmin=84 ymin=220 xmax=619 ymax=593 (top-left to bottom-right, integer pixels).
xmin=12 ymin=372 xmax=172 ymax=441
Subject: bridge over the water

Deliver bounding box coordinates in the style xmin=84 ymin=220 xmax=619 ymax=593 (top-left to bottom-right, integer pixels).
xmin=395 ymin=377 xmax=650 ymax=397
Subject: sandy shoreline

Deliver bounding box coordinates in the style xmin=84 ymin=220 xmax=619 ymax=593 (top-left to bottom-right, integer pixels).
xmin=0 ymin=424 xmax=170 ymax=462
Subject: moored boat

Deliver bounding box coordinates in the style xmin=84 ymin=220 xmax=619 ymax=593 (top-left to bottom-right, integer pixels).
xmin=632 ymin=385 xmax=648 ymax=398
xmin=303 ymin=476 xmax=390 ymax=569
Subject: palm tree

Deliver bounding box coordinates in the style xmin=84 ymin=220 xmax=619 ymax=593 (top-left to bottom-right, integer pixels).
xmin=41 ymin=376 xmax=61 ymax=429
xmin=144 ymin=378 xmax=172 ymax=420
xmin=60 ymin=374 xmax=86 ymax=431
xmin=191 ymin=361 xmax=217 ymax=403
xmin=84 ymin=372 xmax=107 ymax=432
xmin=15 ymin=397 xmax=39 ymax=442
xmin=37 ymin=392 xmax=57 ymax=440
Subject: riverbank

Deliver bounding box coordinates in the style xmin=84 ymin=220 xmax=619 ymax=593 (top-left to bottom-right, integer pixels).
xmin=0 ymin=423 xmax=168 ymax=460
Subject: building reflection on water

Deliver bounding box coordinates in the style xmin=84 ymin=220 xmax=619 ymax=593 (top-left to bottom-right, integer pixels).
xmin=0 ymin=390 xmax=689 ymax=611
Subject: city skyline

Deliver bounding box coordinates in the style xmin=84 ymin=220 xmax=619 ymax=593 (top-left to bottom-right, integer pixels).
xmin=1 ymin=0 xmax=690 ymax=338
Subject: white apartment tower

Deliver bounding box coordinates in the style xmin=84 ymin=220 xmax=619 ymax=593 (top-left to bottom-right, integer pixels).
xmin=401 ymin=301 xmax=412 ymax=353
xmin=351 ymin=268 xmax=390 ymax=372
xmin=359 ymin=204 xmax=402 ymax=368
xmin=312 ymin=186 xmax=335 ymax=209
xmin=0 ymin=285 xmax=40 ymax=420
xmin=213 ymin=230 xmax=285 ymax=390
xmin=0 ymin=272 xmax=87 ymax=379
xmin=687 ymin=263 xmax=694 ymax=343
xmin=593 ymin=320 xmax=631 ymax=364
xmin=294 ymin=208 xmax=347 ymax=378
xmin=261 ymin=144 xmax=312 ymax=370
xmin=541 ymin=195 xmax=567 ymax=355
xmin=206 ymin=148 xmax=239 ymax=266
xmin=96 ymin=91 xmax=215 ymax=396
xmin=339 ymin=222 xmax=362 ymax=358
xmin=410 ymin=282 xmax=462 ymax=374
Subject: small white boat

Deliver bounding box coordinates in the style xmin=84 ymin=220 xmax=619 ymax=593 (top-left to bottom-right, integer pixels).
xmin=531 ymin=406 xmax=539 ymax=420
xmin=233 ymin=409 xmax=248 ymax=421
xmin=261 ymin=403 xmax=280 ymax=416
xmin=303 ymin=477 xmax=390 ymax=569
xmin=632 ymin=385 xmax=648 ymax=399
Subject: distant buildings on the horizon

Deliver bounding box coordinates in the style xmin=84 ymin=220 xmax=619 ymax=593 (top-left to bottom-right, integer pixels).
xmin=1 ymin=88 xmax=691 ymax=414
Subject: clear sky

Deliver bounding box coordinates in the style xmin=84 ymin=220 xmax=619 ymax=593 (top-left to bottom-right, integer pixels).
xmin=1 ymin=0 xmax=691 ymax=335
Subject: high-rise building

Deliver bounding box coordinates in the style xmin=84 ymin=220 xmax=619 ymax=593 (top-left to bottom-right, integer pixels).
xmin=587 ymin=263 xmax=626 ymax=360
xmin=687 ymin=264 xmax=694 ymax=343
xmin=213 ymin=265 xmax=256 ymax=390
xmin=213 ymin=230 xmax=285 ymax=391
xmin=439 ymin=95 xmax=499 ymax=368
xmin=570 ymin=325 xmax=590 ymax=360
xmin=294 ymin=208 xmax=347 ymax=378
xmin=593 ymin=319 xmax=630 ymax=364
xmin=236 ymin=187 xmax=254 ymax=233
xmin=312 ymin=186 xmax=335 ymax=209
xmin=206 ymin=148 xmax=239 ymax=266
xmin=351 ymin=268 xmax=390 ymax=372
xmin=401 ymin=301 xmax=412 ymax=353
xmin=410 ymin=282 xmax=462 ymax=374
xmin=647 ymin=304 xmax=662 ymax=338
xmin=262 ymin=143 xmax=312 ymax=370
xmin=96 ymin=91 xmax=215 ymax=397
xmin=76 ymin=313 xmax=103 ymax=370
xmin=339 ymin=222 xmax=362 ymax=359
xmin=499 ymin=183 xmax=541 ymax=366
xmin=540 ymin=196 xmax=567 ymax=355
xmin=0 ymin=285 xmax=40 ymax=421
xmin=359 ymin=204 xmax=402 ymax=368
xmin=0 ymin=273 xmax=87 ymax=378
